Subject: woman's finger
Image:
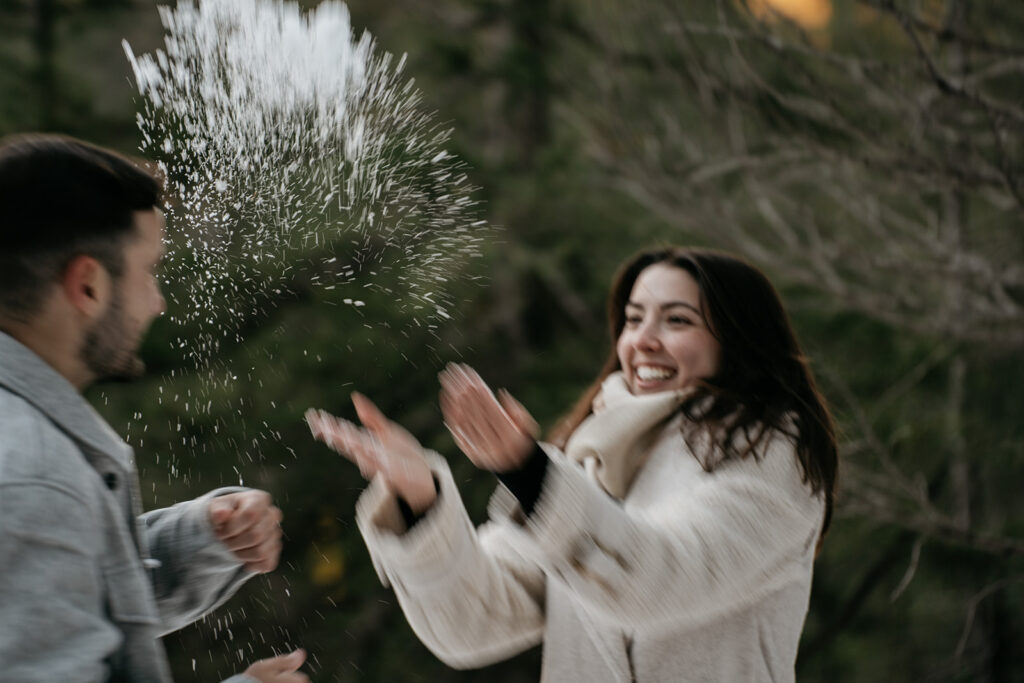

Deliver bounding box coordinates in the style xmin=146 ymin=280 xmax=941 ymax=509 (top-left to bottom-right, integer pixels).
xmin=455 ymin=368 xmax=518 ymax=449
xmin=321 ymin=413 xmax=361 ymax=454
xmin=498 ymin=389 xmax=539 ymax=438
xmin=440 ymin=365 xmax=529 ymax=471
xmin=440 ymin=383 xmax=490 ymax=463
xmin=351 ymin=392 xmax=392 ymax=438
xmin=440 ymin=374 xmax=474 ymax=439
xmin=308 ymin=408 xmax=383 ymax=479
xmin=444 ymin=420 xmax=478 ymax=460
xmin=346 ymin=392 xmax=435 ymax=509
xmin=444 ymin=365 xmax=498 ymax=429
xmin=307 ymin=409 xmax=346 ymax=452
xmin=439 ymin=368 xmax=529 ymax=472
xmin=334 ymin=419 xmax=381 ymax=479
xmin=305 ymin=408 xmax=327 ymax=440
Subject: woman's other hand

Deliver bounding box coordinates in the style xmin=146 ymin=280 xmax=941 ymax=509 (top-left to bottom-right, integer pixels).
xmin=306 ymin=393 xmax=437 ymax=513
xmin=439 ymin=363 xmax=537 ymax=473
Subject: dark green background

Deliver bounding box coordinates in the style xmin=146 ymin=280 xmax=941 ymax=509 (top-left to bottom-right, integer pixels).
xmin=2 ymin=0 xmax=1021 ymax=680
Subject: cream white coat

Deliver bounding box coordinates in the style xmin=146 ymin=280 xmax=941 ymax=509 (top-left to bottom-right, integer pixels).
xmin=357 ymin=410 xmax=824 ymax=682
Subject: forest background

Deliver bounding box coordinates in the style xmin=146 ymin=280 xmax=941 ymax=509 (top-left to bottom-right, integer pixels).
xmin=1 ymin=0 xmax=1022 ymax=680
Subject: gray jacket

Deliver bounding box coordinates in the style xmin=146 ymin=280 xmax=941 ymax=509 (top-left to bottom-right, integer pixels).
xmin=0 ymin=332 xmax=254 ymax=682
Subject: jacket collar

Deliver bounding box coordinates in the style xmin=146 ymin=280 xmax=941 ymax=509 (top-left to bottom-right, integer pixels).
xmin=0 ymin=330 xmax=133 ymax=471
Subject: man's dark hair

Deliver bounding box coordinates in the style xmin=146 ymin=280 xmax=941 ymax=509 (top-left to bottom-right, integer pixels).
xmin=0 ymin=134 xmax=163 ymax=319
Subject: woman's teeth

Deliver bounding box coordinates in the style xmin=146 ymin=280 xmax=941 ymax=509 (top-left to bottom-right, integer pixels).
xmin=636 ymin=365 xmax=675 ymax=381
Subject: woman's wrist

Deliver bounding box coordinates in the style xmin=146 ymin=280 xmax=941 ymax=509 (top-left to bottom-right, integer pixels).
xmin=488 ymin=435 xmax=536 ymax=473
xmin=402 ymin=484 xmax=438 ymax=516
xmin=396 ymin=475 xmax=441 ymax=528
xmin=496 ymin=442 xmax=549 ymax=516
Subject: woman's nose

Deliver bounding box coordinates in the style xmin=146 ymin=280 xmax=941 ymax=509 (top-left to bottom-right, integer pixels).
xmin=635 ymin=320 xmax=661 ymax=350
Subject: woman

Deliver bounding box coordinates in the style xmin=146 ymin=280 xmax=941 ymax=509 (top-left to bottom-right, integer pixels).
xmin=307 ymin=246 xmax=838 ymax=682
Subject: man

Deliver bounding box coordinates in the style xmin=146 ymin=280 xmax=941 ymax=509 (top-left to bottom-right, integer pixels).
xmin=0 ymin=134 xmax=306 ymax=682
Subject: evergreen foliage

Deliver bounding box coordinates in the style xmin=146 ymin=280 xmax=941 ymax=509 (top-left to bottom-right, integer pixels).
xmin=2 ymin=0 xmax=1021 ymax=680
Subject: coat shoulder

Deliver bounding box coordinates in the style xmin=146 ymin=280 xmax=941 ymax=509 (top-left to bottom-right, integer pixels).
xmin=0 ymin=387 xmax=100 ymax=502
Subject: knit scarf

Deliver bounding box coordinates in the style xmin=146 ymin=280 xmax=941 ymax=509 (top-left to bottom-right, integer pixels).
xmin=565 ymin=372 xmax=690 ymax=500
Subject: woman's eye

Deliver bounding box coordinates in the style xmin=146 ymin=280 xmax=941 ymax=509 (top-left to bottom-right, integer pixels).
xmin=624 ymin=314 xmax=643 ymax=325
xmin=668 ymin=315 xmax=692 ymax=326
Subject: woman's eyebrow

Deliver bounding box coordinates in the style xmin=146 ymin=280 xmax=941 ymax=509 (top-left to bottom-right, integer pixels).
xmin=661 ymin=301 xmax=701 ymax=314
xmin=626 ymin=301 xmax=701 ymax=314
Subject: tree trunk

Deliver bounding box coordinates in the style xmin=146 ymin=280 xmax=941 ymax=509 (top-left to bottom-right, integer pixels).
xmin=33 ymin=0 xmax=57 ymax=130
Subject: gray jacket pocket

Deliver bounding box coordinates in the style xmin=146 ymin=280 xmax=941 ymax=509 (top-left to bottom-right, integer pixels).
xmin=103 ymin=562 xmax=161 ymax=625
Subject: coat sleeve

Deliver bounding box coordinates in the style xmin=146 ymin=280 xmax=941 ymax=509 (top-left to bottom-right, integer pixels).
xmin=140 ymin=488 xmax=253 ymax=634
xmin=0 ymin=479 xmax=118 ymax=683
xmin=356 ymin=452 xmax=546 ymax=670
xmin=514 ymin=433 xmax=824 ymax=629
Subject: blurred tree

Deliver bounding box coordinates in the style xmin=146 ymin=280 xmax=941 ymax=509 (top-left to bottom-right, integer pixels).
xmin=4 ymin=0 xmax=1021 ymax=680
xmin=567 ymin=0 xmax=1024 ymax=679
xmin=0 ymin=0 xmax=163 ymax=139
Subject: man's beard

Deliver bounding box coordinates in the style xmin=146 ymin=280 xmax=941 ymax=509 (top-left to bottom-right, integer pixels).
xmin=81 ymin=289 xmax=145 ymax=383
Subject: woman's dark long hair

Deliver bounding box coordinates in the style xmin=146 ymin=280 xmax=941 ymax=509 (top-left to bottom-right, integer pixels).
xmin=549 ymin=246 xmax=839 ymax=538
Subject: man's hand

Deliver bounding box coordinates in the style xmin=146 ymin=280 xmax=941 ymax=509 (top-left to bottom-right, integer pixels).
xmin=208 ymin=490 xmax=283 ymax=573
xmin=244 ymin=649 xmax=309 ymax=683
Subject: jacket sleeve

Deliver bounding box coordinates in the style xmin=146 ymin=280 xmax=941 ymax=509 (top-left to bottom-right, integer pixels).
xmin=0 ymin=480 xmax=117 ymax=683
xmin=356 ymin=452 xmax=546 ymax=670
xmin=140 ymin=488 xmax=253 ymax=634
xmin=510 ymin=433 xmax=824 ymax=629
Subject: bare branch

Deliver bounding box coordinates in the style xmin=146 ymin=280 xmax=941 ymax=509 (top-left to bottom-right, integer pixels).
xmin=954 ymin=576 xmax=1024 ymax=659
xmin=890 ymin=534 xmax=926 ymax=601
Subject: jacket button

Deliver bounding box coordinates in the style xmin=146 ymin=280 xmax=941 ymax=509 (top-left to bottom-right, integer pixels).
xmin=103 ymin=473 xmax=119 ymax=490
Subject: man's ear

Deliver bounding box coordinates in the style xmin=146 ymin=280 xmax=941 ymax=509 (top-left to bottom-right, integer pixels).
xmin=61 ymin=254 xmax=112 ymax=319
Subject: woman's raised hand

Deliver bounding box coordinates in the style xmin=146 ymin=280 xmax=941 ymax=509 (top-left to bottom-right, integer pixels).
xmin=439 ymin=363 xmax=538 ymax=472
xmin=306 ymin=393 xmax=437 ymax=513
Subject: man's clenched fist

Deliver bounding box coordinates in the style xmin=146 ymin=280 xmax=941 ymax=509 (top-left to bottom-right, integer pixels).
xmin=208 ymin=490 xmax=283 ymax=573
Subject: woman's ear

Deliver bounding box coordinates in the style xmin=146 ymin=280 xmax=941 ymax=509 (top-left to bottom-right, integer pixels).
xmin=61 ymin=254 xmax=112 ymax=320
